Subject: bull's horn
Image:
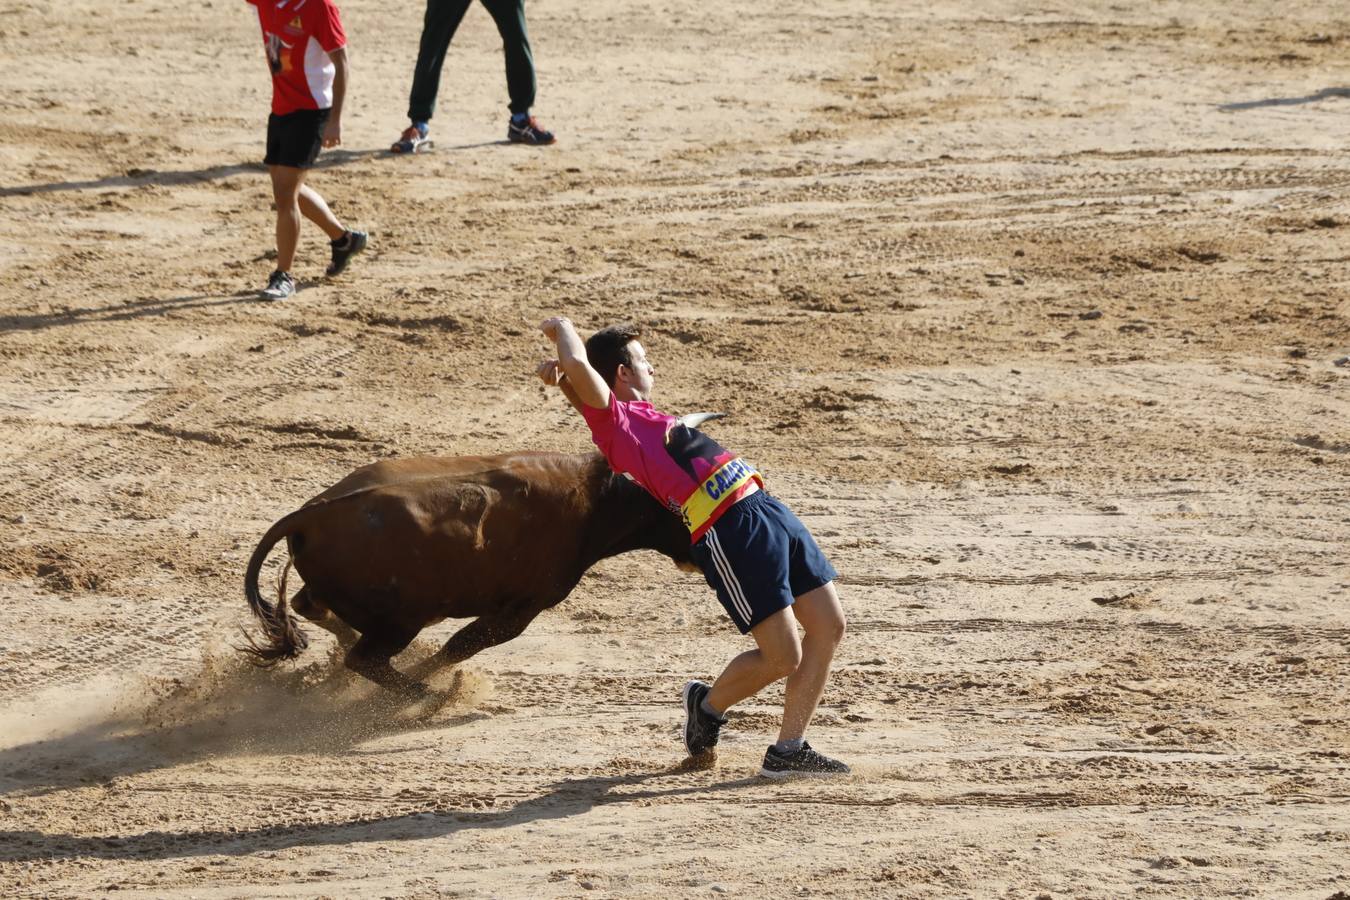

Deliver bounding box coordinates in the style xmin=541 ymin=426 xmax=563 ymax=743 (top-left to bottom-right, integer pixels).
xmin=676 ymin=411 xmax=727 ymax=429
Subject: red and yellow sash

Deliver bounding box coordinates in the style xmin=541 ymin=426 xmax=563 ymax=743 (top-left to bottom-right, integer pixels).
xmin=681 ymin=457 xmax=762 ymax=535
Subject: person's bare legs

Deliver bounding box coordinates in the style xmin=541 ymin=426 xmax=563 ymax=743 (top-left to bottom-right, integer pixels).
xmin=705 ymin=607 xmax=801 ymax=714
xmin=269 ymin=165 xmax=305 ymax=273
xmin=704 ymin=582 xmax=845 ymax=738
xmin=298 ymin=184 xmax=346 ymax=241
xmin=777 ymin=581 xmax=846 ymax=743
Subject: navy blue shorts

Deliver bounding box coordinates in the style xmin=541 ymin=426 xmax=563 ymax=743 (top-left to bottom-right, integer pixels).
xmin=690 ymin=491 xmax=838 ymax=634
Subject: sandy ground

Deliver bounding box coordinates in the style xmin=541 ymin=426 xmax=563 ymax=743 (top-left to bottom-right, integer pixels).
xmin=2 ymin=0 xmax=1349 ymax=896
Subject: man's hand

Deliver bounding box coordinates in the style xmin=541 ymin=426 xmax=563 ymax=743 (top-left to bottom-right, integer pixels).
xmin=322 ymin=117 xmax=342 ymax=148
xmin=539 ymin=316 xmax=574 ymax=344
xmin=537 ymin=315 xmax=610 ymax=410
xmin=535 ymin=358 xmax=566 ymax=386
xmin=537 ymin=358 xmax=584 ymax=413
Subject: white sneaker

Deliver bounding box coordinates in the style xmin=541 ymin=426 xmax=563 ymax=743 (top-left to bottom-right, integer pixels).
xmin=260 ymin=269 xmax=295 ymax=301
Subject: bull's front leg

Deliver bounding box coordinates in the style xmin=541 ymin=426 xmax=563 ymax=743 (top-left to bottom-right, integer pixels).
xmin=407 ymin=600 xmax=547 ymax=682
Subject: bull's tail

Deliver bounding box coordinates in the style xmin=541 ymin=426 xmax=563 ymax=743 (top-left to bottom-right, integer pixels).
xmin=241 ymin=507 xmax=312 ymax=665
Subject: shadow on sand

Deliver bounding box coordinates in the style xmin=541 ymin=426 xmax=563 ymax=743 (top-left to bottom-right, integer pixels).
xmin=0 ymin=149 xmax=368 ymax=198
xmin=0 ymin=291 xmax=264 ymax=335
xmin=1219 ymin=86 xmax=1350 ymax=112
xmin=0 ymin=648 xmax=765 ymax=863
xmin=0 ymin=765 xmax=762 ymax=863
xmin=0 ymin=140 xmax=509 ymax=198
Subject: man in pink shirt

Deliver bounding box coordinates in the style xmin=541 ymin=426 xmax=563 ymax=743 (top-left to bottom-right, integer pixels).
xmin=538 ymin=316 xmax=849 ymax=778
xmin=246 ymin=0 xmax=369 ymax=300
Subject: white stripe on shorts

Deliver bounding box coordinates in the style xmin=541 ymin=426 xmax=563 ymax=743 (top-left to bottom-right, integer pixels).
xmin=706 ymin=527 xmax=753 ymax=625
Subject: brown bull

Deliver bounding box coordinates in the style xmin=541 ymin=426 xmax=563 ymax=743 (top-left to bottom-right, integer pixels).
xmin=243 ymin=449 xmax=695 ymax=698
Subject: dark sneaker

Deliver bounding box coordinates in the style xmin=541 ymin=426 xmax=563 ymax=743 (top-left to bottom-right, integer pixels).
xmin=682 ymin=680 xmax=725 ymax=757
xmin=259 ymin=269 xmax=295 ymax=301
xmin=759 ymin=742 xmax=850 ymax=779
xmin=391 ymin=123 xmax=432 ymax=154
xmin=507 ymin=115 xmax=556 ymax=146
xmin=326 ymin=230 xmax=368 ymax=277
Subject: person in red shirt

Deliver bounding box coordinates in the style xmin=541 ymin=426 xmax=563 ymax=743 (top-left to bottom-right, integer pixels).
xmin=246 ymin=0 xmax=369 ymax=301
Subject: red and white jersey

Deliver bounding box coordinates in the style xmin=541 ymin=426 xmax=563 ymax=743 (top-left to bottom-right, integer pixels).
xmin=246 ymin=0 xmax=346 ymax=115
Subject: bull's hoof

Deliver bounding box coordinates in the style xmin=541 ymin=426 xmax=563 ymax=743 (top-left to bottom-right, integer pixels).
xmin=408 ymin=689 xmax=455 ymax=721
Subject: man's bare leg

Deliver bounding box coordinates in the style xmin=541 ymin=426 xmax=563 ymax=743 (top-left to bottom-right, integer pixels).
xmin=705 ymin=607 xmax=801 ymax=714
xmin=777 ymin=581 xmax=846 ymax=743
xmin=703 ymin=583 xmax=845 ymax=729
xmin=298 ymin=184 xmax=346 ymax=240
xmin=686 ymin=584 xmax=847 ymax=774
xmin=268 ymin=165 xmax=305 ymax=273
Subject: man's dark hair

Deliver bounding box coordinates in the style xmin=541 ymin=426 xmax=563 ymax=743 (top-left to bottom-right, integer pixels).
xmin=585 ymin=323 xmax=642 ymax=388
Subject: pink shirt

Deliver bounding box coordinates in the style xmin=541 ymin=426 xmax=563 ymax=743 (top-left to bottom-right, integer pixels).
xmin=581 ymin=399 xmax=760 ymax=541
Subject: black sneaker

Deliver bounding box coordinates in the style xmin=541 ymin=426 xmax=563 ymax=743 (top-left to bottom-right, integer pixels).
xmin=259 ymin=269 xmax=295 ymax=301
xmin=682 ymin=680 xmax=725 ymax=757
xmin=326 ymin=230 xmax=368 ymax=277
xmin=507 ymin=115 xmax=556 ymax=146
xmin=759 ymin=742 xmax=850 ymax=779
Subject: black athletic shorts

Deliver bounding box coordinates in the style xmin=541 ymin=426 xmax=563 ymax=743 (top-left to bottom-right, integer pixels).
xmin=264 ymin=108 xmax=331 ymax=169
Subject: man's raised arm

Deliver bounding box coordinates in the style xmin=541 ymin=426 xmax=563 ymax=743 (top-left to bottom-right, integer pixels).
xmin=535 ymin=358 xmax=586 ymax=413
xmin=539 ymin=317 xmax=610 ymax=409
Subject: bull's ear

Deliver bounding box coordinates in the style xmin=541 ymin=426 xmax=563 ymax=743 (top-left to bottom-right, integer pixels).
xmin=675 ymin=411 xmax=727 ymax=430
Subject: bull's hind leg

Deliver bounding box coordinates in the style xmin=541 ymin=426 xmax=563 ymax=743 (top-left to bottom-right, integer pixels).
xmin=343 ymin=627 xmax=427 ymax=699
xmin=291 ymin=587 xmax=358 ymax=648
xmin=407 ymin=604 xmax=543 ymax=683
